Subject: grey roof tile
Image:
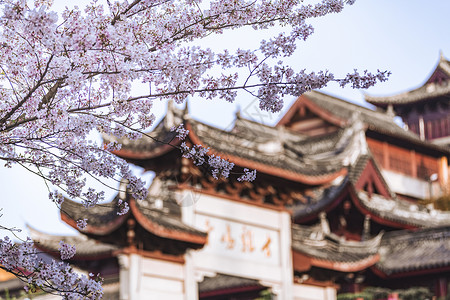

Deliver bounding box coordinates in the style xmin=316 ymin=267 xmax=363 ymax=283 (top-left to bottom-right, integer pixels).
xmin=291 ymin=223 xmax=381 ymax=263
xmin=303 ymin=91 xmax=443 ymax=149
xmin=365 ymin=57 xmax=450 ymax=105
xmin=365 ymin=82 xmax=450 ymax=105
xmin=198 ymin=273 xmax=263 ymax=293
xmin=28 ymin=226 xmax=118 ymax=258
xmin=60 ymin=178 xmax=205 ymax=239
xmin=377 ymin=226 xmax=450 ymax=274
xmin=291 ymin=175 xmax=348 ymax=220
xmin=356 ymin=191 xmax=450 ymax=227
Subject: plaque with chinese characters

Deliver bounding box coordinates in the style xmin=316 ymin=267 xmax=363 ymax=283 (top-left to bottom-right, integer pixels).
xmin=195 ymin=214 xmax=280 ymax=266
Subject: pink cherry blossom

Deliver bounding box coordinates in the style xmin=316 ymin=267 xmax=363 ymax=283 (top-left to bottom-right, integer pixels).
xmin=59 ymin=241 xmax=76 ymax=260
xmin=0 ymin=0 xmax=389 ymax=297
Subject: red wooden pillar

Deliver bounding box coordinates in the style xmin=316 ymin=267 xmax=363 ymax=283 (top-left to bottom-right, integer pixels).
xmin=436 ymin=277 xmax=448 ymax=298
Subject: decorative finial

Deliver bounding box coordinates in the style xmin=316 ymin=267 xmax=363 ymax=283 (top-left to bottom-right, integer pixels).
xmin=386 ymin=104 xmax=395 ymax=117
xmin=235 ymin=104 xmax=241 ymax=119
xmin=362 ymin=215 xmax=371 ymax=241
xmin=182 ymin=101 xmax=189 ymax=120
xmin=319 ymin=212 xmax=330 ymax=234
xmin=164 ymin=100 xmax=175 ymax=129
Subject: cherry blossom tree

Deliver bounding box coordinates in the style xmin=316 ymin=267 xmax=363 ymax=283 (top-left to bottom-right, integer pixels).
xmin=0 ymin=0 xmax=389 ymax=298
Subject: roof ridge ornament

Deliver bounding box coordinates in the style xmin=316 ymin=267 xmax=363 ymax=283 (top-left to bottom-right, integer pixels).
xmin=386 ymin=104 xmax=395 ymax=118
xmin=362 ymin=215 xmax=371 ymax=241
xmin=235 ymin=104 xmax=241 ymax=119
xmin=319 ymin=212 xmax=330 ymax=234
xmin=182 ymin=101 xmax=190 ymax=120
xmin=164 ymin=100 xmax=175 ymax=129
xmin=338 ymin=112 xmax=368 ymax=167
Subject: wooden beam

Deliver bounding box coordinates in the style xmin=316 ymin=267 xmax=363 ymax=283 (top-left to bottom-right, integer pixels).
xmin=290 ymin=118 xmax=327 ymax=131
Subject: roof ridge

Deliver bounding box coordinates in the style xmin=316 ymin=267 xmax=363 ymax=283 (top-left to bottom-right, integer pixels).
xmin=308 ymin=91 xmax=394 ymax=122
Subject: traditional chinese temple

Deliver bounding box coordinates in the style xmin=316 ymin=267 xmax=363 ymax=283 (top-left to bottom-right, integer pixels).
xmin=366 ymin=52 xmax=450 ymax=147
xmin=26 ymin=83 xmax=450 ymax=299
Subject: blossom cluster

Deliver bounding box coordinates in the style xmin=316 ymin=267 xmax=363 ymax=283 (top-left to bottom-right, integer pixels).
xmin=181 ymin=142 xmax=210 ymax=166
xmin=237 ymin=168 xmax=257 ymax=182
xmin=208 ymin=155 xmax=235 ymax=180
xmin=59 ymin=241 xmax=76 ymax=260
xmin=117 ymin=199 xmax=130 ymax=215
xmin=0 ymin=237 xmax=103 ymax=299
xmin=171 ymin=124 xmax=190 ymax=140
xmin=76 ymin=219 xmax=88 ymax=230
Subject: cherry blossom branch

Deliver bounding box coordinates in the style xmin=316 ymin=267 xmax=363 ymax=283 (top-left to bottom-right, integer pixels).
xmin=0 ymin=55 xmax=53 ymax=126
xmin=0 ymin=0 xmax=389 ymax=297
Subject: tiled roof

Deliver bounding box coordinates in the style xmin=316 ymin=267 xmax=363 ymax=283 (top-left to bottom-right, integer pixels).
xmin=365 ymin=57 xmax=450 ymax=105
xmin=365 ymin=82 xmax=450 ymax=105
xmin=376 ymin=226 xmax=450 ymax=275
xmin=304 ymin=91 xmax=420 ymax=141
xmin=348 ymin=155 xmax=371 ymax=184
xmin=291 ymin=175 xmax=349 ymax=220
xmin=60 ymin=179 xmax=206 ymax=242
xmin=356 ymin=191 xmax=450 ymax=228
xmin=198 ymin=273 xmax=263 ymax=293
xmin=293 ymin=222 xmax=450 ymax=276
xmin=302 ymin=92 xmax=442 ymax=147
xmin=283 ymin=128 xmax=344 ymax=156
xmin=190 ymin=120 xmax=347 ymax=177
xmin=103 ymin=100 xmax=185 ymax=156
xmin=292 ymin=151 xmax=391 ymax=221
xmin=108 ymin=97 xmax=391 ymax=180
xmin=103 ymin=124 xmax=179 ymax=159
xmin=348 ymin=154 xmax=394 ymax=197
xmin=106 ymin=92 xmax=449 ymax=186
xmin=62 ymin=196 xmax=205 ymax=237
xmin=132 ymin=197 xmax=207 ymax=237
xmin=291 ymin=223 xmax=381 ymax=264
xmin=28 ymin=226 xmax=118 ymax=259
xmin=61 ymin=196 xmax=124 ymax=230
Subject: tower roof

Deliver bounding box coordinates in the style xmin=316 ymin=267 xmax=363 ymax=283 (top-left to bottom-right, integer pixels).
xmin=283 ymin=91 xmax=450 ymax=156
xmin=365 ymin=53 xmax=450 ymax=106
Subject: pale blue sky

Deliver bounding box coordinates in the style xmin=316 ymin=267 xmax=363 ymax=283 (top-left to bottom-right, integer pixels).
xmin=1 ymin=0 xmax=449 ymax=240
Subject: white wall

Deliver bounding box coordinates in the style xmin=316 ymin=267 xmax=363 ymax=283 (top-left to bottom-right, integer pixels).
xmin=118 ymin=254 xmax=186 ymax=300
xmin=293 ymin=283 xmax=336 ymax=300
xmin=181 ymin=191 xmax=293 ymax=299
xmin=382 ymin=170 xmax=441 ymax=199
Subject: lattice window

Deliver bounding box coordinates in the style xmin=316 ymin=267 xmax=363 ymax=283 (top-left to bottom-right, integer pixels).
xmin=388 ymin=152 xmax=412 ymax=175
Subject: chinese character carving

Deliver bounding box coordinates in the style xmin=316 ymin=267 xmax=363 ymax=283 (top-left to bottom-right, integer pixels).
xmin=261 ymin=235 xmax=271 ymax=257
xmin=221 ymin=224 xmax=235 ymax=249
xmin=241 ymin=226 xmax=255 ymax=253
xmin=205 ymin=219 xmax=214 ymax=245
